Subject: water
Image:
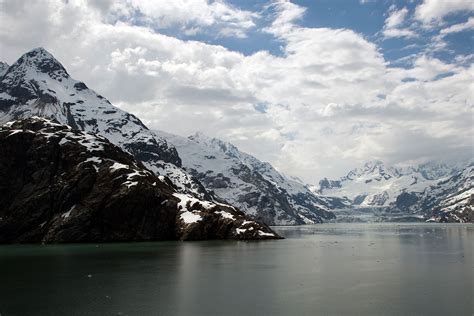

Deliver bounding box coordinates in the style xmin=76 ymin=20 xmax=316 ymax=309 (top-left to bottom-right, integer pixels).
xmin=1 ymin=223 xmax=473 ymax=316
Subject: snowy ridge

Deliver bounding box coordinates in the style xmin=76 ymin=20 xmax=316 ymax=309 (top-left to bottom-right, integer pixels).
xmin=155 ymin=130 xmax=345 ymax=225
xmin=407 ymin=164 xmax=474 ymax=222
xmin=0 ymin=48 xmax=209 ymax=199
xmin=314 ymin=160 xmax=459 ymax=207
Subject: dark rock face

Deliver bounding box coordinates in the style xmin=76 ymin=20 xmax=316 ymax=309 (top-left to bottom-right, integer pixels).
xmin=352 ymin=194 xmax=367 ymax=205
xmin=0 ymin=118 xmax=281 ymax=243
xmin=395 ymin=192 xmax=419 ymax=209
xmin=318 ymin=178 xmax=342 ymax=192
xmin=73 ymin=82 xmax=88 ymax=91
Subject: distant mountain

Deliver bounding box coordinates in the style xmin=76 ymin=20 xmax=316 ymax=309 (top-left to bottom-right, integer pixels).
xmin=155 ymin=130 xmax=347 ymax=225
xmin=0 ymin=117 xmax=279 ymax=243
xmin=0 ymin=48 xmax=210 ymax=199
xmin=392 ymin=164 xmax=473 ymax=222
xmin=313 ymin=160 xmax=459 ymax=207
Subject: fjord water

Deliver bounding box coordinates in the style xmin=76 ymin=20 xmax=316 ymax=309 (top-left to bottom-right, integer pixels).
xmin=1 ymin=224 xmax=473 ymax=316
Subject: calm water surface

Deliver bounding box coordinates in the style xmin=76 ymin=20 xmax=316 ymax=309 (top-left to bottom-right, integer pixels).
xmin=0 ymin=223 xmax=473 ymax=316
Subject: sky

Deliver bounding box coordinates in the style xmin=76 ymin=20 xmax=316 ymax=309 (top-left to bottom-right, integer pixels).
xmin=0 ymin=0 xmax=473 ymax=182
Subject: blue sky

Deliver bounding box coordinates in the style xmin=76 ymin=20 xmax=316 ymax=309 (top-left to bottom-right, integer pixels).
xmin=146 ymin=0 xmax=473 ymax=67
xmin=1 ymin=0 xmax=473 ymax=180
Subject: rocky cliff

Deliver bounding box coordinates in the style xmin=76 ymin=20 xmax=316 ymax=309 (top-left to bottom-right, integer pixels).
xmin=0 ymin=117 xmax=280 ymax=243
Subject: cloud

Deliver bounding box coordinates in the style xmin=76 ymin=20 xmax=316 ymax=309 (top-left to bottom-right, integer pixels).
xmin=385 ymin=7 xmax=409 ymax=29
xmin=0 ymin=0 xmax=472 ymax=181
xmin=415 ymin=0 xmax=474 ymax=26
xmin=108 ymin=0 xmax=260 ymax=38
xmin=382 ymin=6 xmax=417 ymax=38
xmin=383 ymin=28 xmax=417 ymax=38
xmin=263 ymin=0 xmax=306 ymax=37
xmin=440 ymin=16 xmax=474 ymax=35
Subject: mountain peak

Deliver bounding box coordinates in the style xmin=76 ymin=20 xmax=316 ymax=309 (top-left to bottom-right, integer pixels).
xmin=26 ymin=46 xmax=52 ymax=56
xmin=10 ymin=47 xmax=69 ymax=79
xmin=345 ymin=160 xmax=400 ymax=180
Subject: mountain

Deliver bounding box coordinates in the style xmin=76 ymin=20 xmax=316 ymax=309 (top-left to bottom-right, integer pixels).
xmin=154 ymin=130 xmax=346 ymax=225
xmin=0 ymin=117 xmax=280 ymax=243
xmin=313 ymin=160 xmax=457 ymax=207
xmin=391 ymin=164 xmax=474 ymax=222
xmin=0 ymin=48 xmax=344 ymax=225
xmin=0 ymin=47 xmax=210 ymax=199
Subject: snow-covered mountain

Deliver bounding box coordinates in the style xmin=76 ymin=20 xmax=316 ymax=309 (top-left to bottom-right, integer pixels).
xmin=0 ymin=48 xmax=210 ymax=199
xmin=313 ymin=160 xmax=458 ymax=207
xmin=155 ymin=130 xmax=346 ymax=225
xmin=392 ymin=164 xmax=473 ymax=222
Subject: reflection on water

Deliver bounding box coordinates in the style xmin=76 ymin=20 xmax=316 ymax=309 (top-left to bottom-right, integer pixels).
xmin=0 ymin=223 xmax=473 ymax=315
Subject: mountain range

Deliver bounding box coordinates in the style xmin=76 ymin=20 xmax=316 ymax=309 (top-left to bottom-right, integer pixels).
xmin=0 ymin=47 xmax=472 ymax=226
xmin=314 ymin=160 xmax=462 ymax=207
xmin=313 ymin=160 xmax=473 ymax=222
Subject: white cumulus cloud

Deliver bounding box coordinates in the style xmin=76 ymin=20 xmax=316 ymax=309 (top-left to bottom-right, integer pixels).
xmin=415 ymin=0 xmax=474 ymax=27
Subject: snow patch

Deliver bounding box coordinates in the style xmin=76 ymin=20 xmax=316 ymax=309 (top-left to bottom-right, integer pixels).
xmin=83 ymin=157 xmax=102 ymax=172
xmin=7 ymin=129 xmax=23 ymax=136
xmin=62 ymin=205 xmax=75 ymax=219
xmin=123 ymin=181 xmax=138 ymax=188
xmin=180 ymin=211 xmax=202 ymax=224
xmin=173 ymin=193 xmax=214 ymax=211
xmin=235 ymin=228 xmax=247 ymax=234
xmin=216 ymin=210 xmax=235 ymax=220
xmin=258 ymin=230 xmax=274 ymax=237
xmin=110 ymin=162 xmax=129 ymax=172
